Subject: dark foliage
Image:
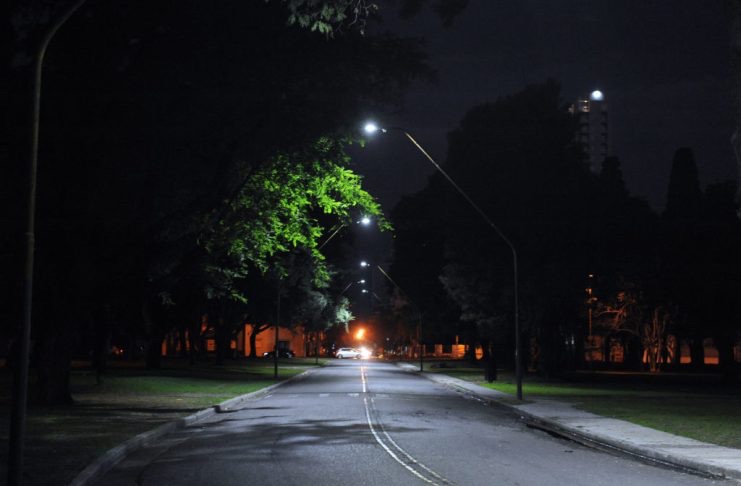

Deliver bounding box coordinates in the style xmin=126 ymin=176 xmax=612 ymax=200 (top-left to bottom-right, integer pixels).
xmin=391 ymin=81 xmax=740 ymax=378
xmin=5 ymin=0 xmax=434 ymax=403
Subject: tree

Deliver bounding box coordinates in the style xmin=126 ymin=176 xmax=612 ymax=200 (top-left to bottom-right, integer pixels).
xmin=442 ymin=81 xmax=592 ymax=376
xmin=643 ymin=307 xmax=669 ymax=372
xmin=660 ymin=148 xmax=707 ymax=369
xmin=392 ymin=81 xmax=599 ymax=377
xmin=5 ymin=0 xmax=431 ymax=404
xmin=389 ymin=176 xmax=460 ymax=356
xmin=587 ymin=155 xmax=660 ymax=370
xmin=729 ymin=0 xmax=741 ymax=218
xmin=278 ymin=0 xmax=469 ymax=34
xmin=664 ymin=148 xmax=702 ymax=222
xmin=697 ymin=181 xmax=741 ymax=380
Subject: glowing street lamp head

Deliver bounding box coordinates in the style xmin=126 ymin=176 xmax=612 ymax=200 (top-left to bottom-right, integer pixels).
xmin=359 ymin=216 xmax=371 ymax=225
xmin=360 ymin=260 xmax=369 ymax=267
xmin=364 ymin=121 xmax=388 ymax=135
xmin=364 ymin=122 xmax=379 ymax=134
xmin=589 ymin=90 xmax=604 ymax=101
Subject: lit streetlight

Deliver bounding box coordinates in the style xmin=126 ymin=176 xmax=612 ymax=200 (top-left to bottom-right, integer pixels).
xmin=358 ymin=260 xmax=375 ymax=318
xmin=364 ymin=122 xmax=523 ymax=400
xmin=318 ymin=216 xmax=372 ymax=250
xmin=341 ymin=279 xmax=366 ymax=295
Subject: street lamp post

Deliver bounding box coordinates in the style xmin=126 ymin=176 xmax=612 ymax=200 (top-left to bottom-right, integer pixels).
xmin=341 ymin=279 xmax=365 ymax=295
xmin=364 ymin=123 xmax=523 ymax=400
xmin=10 ymin=2 xmax=87 ymax=484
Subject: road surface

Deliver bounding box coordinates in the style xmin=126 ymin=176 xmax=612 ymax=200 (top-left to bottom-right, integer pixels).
xmin=94 ymin=360 xmax=725 ymax=485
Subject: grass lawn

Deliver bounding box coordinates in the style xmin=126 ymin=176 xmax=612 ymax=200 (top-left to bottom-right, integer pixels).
xmin=423 ymin=361 xmax=741 ymax=449
xmin=0 ymin=357 xmax=325 ymax=486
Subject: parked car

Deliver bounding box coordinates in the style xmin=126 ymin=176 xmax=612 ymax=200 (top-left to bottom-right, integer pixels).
xmin=335 ymin=347 xmax=361 ymax=359
xmin=263 ymin=349 xmax=295 ymax=358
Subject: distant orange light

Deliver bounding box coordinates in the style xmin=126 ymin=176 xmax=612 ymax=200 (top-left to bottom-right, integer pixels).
xmin=355 ymin=328 xmax=366 ymax=340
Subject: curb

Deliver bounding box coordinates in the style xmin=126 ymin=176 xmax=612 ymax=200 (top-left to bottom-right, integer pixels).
xmin=396 ymin=363 xmax=741 ymax=484
xmin=517 ymin=412 xmax=729 ymax=481
xmin=68 ymin=366 xmax=319 ymax=486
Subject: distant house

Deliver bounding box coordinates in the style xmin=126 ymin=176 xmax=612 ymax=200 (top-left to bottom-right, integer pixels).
xmin=239 ymin=324 xmax=309 ymax=357
xmin=160 ymin=318 xmax=312 ymax=358
xmin=422 ymin=343 xmax=467 ymax=359
xmin=160 ymin=319 xmax=478 ymax=360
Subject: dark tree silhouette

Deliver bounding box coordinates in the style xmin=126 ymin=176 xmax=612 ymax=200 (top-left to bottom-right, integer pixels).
xmin=664 ymin=148 xmax=703 ymax=222
xmin=5 ymin=0 xmax=432 ymax=404
xmin=660 ymin=148 xmax=706 ymax=369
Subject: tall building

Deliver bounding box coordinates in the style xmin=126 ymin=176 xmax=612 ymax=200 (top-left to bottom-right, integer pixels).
xmin=569 ymin=90 xmax=609 ymax=173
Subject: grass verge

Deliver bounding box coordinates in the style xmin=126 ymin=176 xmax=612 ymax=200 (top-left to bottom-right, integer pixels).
xmin=0 ymin=357 xmax=325 ymax=486
xmin=422 ymin=361 xmax=741 ymax=449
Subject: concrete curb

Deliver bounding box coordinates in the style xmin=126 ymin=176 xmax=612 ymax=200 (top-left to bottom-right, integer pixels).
xmin=396 ymin=363 xmax=741 ymax=484
xmin=68 ymin=366 xmax=319 ymax=486
xmin=516 ymin=411 xmax=733 ymax=481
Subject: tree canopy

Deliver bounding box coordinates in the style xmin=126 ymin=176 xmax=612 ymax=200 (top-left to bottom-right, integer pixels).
xmin=388 ymin=80 xmax=741 ymax=377
xmin=4 ymin=0 xmax=441 ymax=403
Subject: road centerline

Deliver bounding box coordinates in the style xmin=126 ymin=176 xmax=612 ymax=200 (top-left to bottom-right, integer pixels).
xmin=360 ymin=364 xmax=452 ymax=485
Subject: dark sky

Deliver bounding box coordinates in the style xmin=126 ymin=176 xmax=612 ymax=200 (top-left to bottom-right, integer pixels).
xmin=352 ymin=0 xmax=737 ymax=216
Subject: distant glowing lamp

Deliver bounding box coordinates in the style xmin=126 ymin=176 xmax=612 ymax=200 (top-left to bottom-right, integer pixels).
xmin=356 ymin=328 xmax=366 ymax=340
xmin=359 ymin=216 xmax=371 ymax=225
xmin=360 ymin=260 xmax=369 ymax=268
xmin=589 ymin=90 xmax=604 ymax=101
xmin=364 ymin=122 xmax=383 ymax=134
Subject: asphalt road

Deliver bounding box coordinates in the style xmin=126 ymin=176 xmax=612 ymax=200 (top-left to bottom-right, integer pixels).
xmin=94 ymin=360 xmax=726 ymax=485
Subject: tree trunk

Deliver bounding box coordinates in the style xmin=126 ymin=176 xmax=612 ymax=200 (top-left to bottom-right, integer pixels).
xmin=484 ymin=341 xmax=497 ymax=382
xmin=625 ymin=334 xmax=644 ymax=371
xmin=690 ymin=335 xmax=705 ymax=370
xmin=179 ymin=324 xmax=188 ymax=358
xmin=145 ymin=334 xmax=163 ymax=369
xmin=248 ymin=324 xmax=269 ymax=358
xmin=249 ymin=327 xmax=258 ymax=358
xmin=603 ymin=333 xmax=612 ymax=367
xmin=188 ymin=320 xmax=199 ymax=365
xmin=716 ymin=333 xmax=737 ymax=384
xmin=573 ymin=331 xmax=585 ymax=370
xmin=214 ymin=316 xmax=233 ymax=366
xmin=142 ymin=299 xmax=164 ymax=369
xmin=92 ymin=306 xmax=111 ymax=384
xmin=540 ymin=321 xmax=559 ymax=378
xmin=34 ymin=321 xmax=74 ymax=405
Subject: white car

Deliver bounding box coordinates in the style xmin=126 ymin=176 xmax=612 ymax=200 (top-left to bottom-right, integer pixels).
xmin=335 ymin=347 xmax=361 ymax=359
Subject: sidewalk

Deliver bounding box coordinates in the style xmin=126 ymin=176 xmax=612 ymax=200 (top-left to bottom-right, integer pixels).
xmin=399 ymin=363 xmax=741 ymax=483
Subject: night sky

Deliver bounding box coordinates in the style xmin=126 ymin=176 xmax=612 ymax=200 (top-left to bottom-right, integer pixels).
xmin=353 ymin=1 xmax=737 ymax=216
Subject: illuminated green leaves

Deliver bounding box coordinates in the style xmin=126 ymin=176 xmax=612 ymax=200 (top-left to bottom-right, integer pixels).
xmin=201 ymin=136 xmax=385 ymax=303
